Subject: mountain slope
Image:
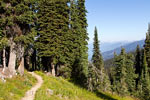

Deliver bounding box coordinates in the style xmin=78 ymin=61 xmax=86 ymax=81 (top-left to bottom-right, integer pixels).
xmin=35 ymin=71 xmax=136 ymax=100
xmin=88 ymin=41 xmax=128 ymax=60
xmin=102 ymin=40 xmax=145 ymax=60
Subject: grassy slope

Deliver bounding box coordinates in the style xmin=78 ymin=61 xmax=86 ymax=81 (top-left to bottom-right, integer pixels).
xmin=0 ymin=71 xmax=37 ymax=100
xmin=35 ymin=72 xmax=136 ymax=100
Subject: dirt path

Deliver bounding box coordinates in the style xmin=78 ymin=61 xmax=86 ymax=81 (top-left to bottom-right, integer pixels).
xmin=21 ymin=72 xmax=43 ymax=100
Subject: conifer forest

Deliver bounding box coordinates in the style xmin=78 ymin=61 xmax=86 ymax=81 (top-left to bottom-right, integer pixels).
xmin=0 ymin=0 xmax=150 ymax=100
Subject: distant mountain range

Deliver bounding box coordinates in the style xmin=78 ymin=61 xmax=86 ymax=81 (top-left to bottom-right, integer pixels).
xmin=88 ymin=40 xmax=145 ymax=60
xmin=102 ymin=40 xmax=145 ymax=60
xmin=88 ymin=41 xmax=129 ymax=60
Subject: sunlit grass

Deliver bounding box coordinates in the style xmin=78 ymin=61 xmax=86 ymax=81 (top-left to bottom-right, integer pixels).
xmin=35 ymin=71 xmax=137 ymax=100
xmin=0 ymin=71 xmax=37 ymax=100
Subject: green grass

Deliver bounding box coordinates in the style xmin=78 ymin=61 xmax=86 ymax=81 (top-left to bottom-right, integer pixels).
xmin=95 ymin=92 xmax=138 ymax=100
xmin=35 ymin=71 xmax=137 ymax=100
xmin=0 ymin=71 xmax=37 ymax=100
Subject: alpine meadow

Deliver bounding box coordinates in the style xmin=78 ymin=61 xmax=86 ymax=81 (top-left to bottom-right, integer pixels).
xmin=0 ymin=0 xmax=150 ymax=100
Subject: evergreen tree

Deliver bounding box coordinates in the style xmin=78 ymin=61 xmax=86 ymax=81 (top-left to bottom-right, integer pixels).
xmin=111 ymin=52 xmax=119 ymax=94
xmin=70 ymin=0 xmax=83 ymax=78
xmin=36 ymin=0 xmax=70 ymax=76
xmin=102 ymin=72 xmax=111 ymax=92
xmin=110 ymin=67 xmax=117 ymax=94
xmin=138 ymin=49 xmax=150 ymax=100
xmin=113 ymin=48 xmax=137 ymax=95
xmin=0 ymin=0 xmax=36 ymax=75
xmin=0 ymin=34 xmax=8 ymax=72
xmin=70 ymin=0 xmax=82 ymax=64
xmin=87 ymin=62 xmax=98 ymax=91
xmin=90 ymin=27 xmax=110 ymax=91
xmin=71 ymin=0 xmax=89 ymax=86
xmin=92 ymin=27 xmax=103 ymax=70
xmin=36 ymin=0 xmax=55 ymax=74
xmin=77 ymin=0 xmax=89 ymax=80
xmin=125 ymin=53 xmax=137 ymax=95
xmin=87 ymin=62 xmax=110 ymax=92
xmin=134 ymin=45 xmax=142 ymax=88
xmin=135 ymin=45 xmax=142 ymax=75
xmin=144 ymin=24 xmax=150 ymax=68
xmin=113 ymin=48 xmax=128 ymax=95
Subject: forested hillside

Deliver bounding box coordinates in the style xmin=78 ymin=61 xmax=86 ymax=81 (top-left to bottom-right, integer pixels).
xmin=0 ymin=0 xmax=150 ymax=100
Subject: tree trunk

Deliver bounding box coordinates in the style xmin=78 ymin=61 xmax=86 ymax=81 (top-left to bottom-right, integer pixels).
xmin=51 ymin=62 xmax=55 ymax=76
xmin=18 ymin=56 xmax=24 ymax=76
xmin=18 ymin=46 xmax=24 ymax=76
xmin=8 ymin=40 xmax=16 ymax=76
xmin=2 ymin=48 xmax=6 ymax=72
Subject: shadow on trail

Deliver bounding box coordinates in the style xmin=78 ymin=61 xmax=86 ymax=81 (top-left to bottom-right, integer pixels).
xmin=95 ymin=91 xmax=117 ymax=100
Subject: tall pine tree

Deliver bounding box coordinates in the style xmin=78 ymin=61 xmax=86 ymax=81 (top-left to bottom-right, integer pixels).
xmin=113 ymin=48 xmax=128 ymax=95
xmin=71 ymin=0 xmax=89 ymax=86
xmin=134 ymin=45 xmax=142 ymax=88
xmin=36 ymin=0 xmax=71 ymax=76
xmin=137 ymin=49 xmax=150 ymax=100
xmin=0 ymin=0 xmax=36 ymax=75
xmin=125 ymin=53 xmax=137 ymax=95
xmin=92 ymin=27 xmax=103 ymax=70
xmin=91 ymin=27 xmax=110 ymax=91
xmin=144 ymin=24 xmax=150 ymax=68
xmin=135 ymin=45 xmax=142 ymax=75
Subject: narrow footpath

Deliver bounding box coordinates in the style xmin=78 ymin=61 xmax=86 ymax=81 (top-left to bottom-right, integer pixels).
xmin=21 ymin=72 xmax=43 ymax=100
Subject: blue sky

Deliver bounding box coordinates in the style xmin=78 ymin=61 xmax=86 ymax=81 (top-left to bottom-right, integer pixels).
xmin=86 ymin=0 xmax=150 ymax=43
